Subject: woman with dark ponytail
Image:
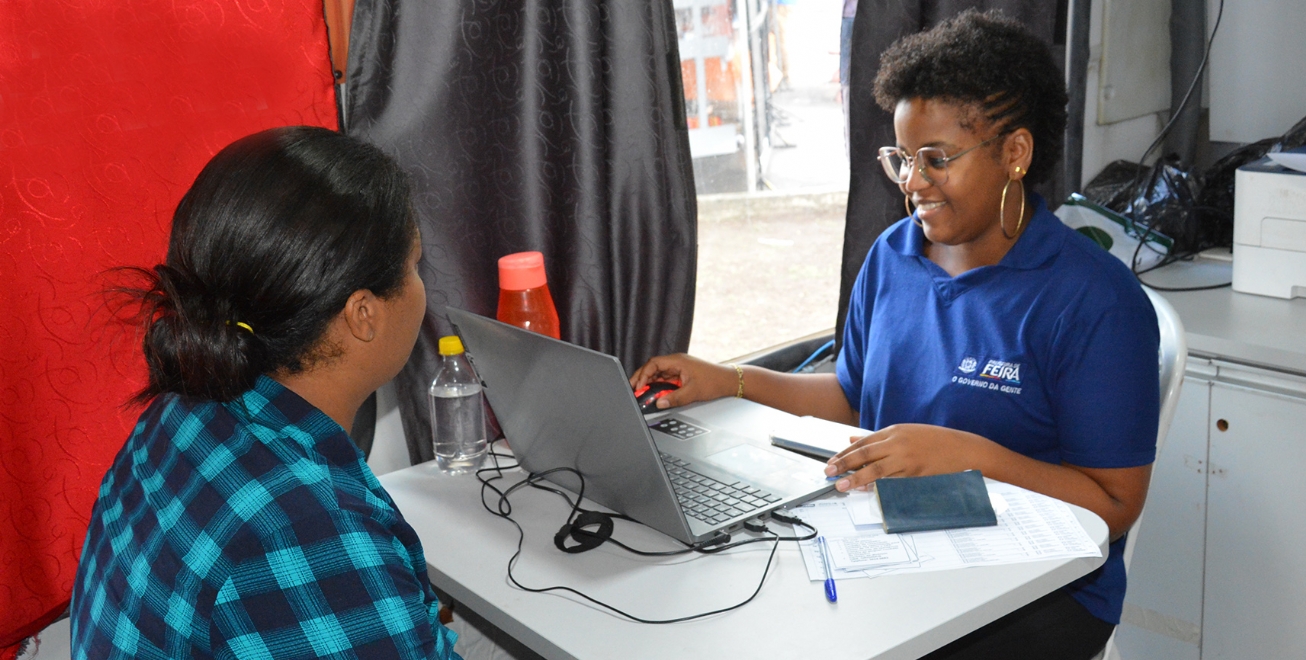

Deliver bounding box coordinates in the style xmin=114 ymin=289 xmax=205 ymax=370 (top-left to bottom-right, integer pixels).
xmin=71 ymin=126 xmax=461 ymax=659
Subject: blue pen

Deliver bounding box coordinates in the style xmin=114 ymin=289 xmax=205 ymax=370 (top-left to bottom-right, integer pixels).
xmin=817 ymin=535 xmax=837 ymax=603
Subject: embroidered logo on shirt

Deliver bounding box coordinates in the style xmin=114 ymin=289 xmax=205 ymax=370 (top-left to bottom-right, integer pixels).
xmin=978 ymin=359 xmax=1021 ymax=384
xmin=952 ymin=357 xmax=1023 ymax=394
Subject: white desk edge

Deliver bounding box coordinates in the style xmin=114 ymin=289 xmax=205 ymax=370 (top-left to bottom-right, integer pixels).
xmin=381 ymin=465 xmax=1108 ymax=660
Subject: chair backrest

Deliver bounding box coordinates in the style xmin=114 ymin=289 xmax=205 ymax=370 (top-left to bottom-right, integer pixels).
xmin=1099 ymin=291 xmax=1188 ymax=660
xmin=1122 ymin=286 xmax=1188 ymax=570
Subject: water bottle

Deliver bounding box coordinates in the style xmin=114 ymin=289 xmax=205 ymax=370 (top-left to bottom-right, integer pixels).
xmin=428 ymin=336 xmax=487 ymax=474
xmin=497 ymin=251 xmax=561 ymax=339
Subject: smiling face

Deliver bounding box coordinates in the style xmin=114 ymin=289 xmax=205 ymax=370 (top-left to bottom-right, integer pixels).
xmin=892 ymin=97 xmax=1032 ymax=260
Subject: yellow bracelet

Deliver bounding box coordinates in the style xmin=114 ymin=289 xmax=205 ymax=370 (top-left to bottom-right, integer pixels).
xmin=731 ymin=363 xmax=744 ymax=398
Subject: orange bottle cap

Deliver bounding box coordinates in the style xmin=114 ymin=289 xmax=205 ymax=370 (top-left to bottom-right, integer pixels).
xmin=498 ymin=251 xmax=549 ymax=291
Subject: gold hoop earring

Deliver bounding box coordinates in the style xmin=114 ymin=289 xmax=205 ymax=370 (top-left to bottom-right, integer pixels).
xmin=999 ymin=175 xmax=1026 ymax=239
xmin=905 ymin=195 xmax=922 ymax=228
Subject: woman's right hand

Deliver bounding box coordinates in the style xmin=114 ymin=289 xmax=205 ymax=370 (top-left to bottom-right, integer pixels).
xmin=629 ymin=354 xmax=738 ymax=410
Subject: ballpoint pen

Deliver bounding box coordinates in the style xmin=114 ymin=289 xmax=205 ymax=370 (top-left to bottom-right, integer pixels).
xmin=818 ymin=535 xmax=837 ymax=603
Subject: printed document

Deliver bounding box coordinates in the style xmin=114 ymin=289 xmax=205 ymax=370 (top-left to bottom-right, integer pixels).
xmin=794 ymin=481 xmax=1101 ymax=582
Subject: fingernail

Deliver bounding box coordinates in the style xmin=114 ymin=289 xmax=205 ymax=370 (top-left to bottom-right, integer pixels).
xmin=836 ymin=479 xmax=850 ymax=492
xmin=824 ymin=464 xmax=838 ymax=476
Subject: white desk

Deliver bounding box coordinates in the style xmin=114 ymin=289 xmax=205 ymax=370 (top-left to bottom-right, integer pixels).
xmin=381 ymin=462 xmax=1108 ymax=660
xmin=1140 ymin=257 xmax=1306 ymax=373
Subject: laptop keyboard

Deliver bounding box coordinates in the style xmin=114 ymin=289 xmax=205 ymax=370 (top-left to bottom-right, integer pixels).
xmin=659 ymin=453 xmax=781 ymax=525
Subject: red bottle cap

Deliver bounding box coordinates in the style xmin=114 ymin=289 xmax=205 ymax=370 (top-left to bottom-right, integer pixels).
xmin=498 ymin=251 xmax=549 ymax=291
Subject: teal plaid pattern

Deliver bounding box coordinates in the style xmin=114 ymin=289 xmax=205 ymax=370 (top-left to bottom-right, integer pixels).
xmin=71 ymin=376 xmax=460 ymax=659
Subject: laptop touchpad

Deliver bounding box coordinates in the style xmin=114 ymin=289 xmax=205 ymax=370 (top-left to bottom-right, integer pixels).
xmin=704 ymin=444 xmax=794 ymax=479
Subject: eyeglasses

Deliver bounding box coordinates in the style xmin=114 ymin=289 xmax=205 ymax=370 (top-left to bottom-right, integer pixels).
xmin=877 ymin=134 xmax=1004 ymax=186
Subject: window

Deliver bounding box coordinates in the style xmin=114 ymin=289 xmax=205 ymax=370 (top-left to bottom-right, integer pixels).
xmin=674 ymin=0 xmax=850 ymax=362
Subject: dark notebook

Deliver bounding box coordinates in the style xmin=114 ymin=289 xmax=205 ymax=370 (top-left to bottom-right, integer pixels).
xmin=875 ymin=470 xmax=998 ymax=534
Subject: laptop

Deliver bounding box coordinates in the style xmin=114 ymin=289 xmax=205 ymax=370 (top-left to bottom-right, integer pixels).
xmin=446 ymin=307 xmax=835 ymax=545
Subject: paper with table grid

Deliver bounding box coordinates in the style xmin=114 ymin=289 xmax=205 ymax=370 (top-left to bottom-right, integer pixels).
xmin=793 ymin=481 xmax=1102 ymax=581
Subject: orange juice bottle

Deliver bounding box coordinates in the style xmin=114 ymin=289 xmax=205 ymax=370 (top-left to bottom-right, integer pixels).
xmin=496 ymin=251 xmax=561 ymax=339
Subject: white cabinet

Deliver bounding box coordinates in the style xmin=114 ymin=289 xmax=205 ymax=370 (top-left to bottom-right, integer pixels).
xmin=1203 ymin=376 xmax=1306 ymax=658
xmin=1116 ymin=369 xmax=1211 ymax=659
xmin=1116 ymin=358 xmax=1306 ymax=659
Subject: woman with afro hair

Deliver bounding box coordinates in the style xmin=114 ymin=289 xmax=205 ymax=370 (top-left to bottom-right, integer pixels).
xmin=633 ymin=10 xmax=1158 ymax=658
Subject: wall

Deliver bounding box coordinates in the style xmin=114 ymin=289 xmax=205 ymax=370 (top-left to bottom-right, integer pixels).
xmin=1077 ymin=0 xmax=1306 ymax=190
xmin=1076 ymin=0 xmax=1168 ymax=189
xmin=1207 ymin=0 xmax=1306 ymax=143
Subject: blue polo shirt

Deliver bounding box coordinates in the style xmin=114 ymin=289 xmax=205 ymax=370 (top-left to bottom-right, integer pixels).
xmin=836 ymin=195 xmax=1159 ymax=624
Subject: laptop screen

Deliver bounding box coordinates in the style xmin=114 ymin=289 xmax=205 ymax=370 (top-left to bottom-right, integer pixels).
xmin=446 ymin=308 xmax=694 ymax=542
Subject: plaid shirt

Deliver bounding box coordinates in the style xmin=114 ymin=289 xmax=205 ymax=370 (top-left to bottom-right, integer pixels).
xmin=71 ymin=376 xmax=460 ymax=659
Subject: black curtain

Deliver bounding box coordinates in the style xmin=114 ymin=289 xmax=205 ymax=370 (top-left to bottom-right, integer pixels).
xmin=838 ymin=0 xmax=1063 ymax=343
xmin=345 ymin=0 xmax=697 ymax=464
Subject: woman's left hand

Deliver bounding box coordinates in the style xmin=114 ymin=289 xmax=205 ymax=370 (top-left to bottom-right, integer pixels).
xmin=823 ymin=424 xmax=990 ymax=492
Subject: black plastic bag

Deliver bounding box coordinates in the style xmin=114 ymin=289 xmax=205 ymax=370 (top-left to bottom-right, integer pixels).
xmin=1130 ymin=157 xmax=1202 ymax=252
xmin=1081 ymin=113 xmax=1306 ymax=255
xmin=1197 ymin=114 xmax=1306 ymax=248
xmin=1082 ymin=157 xmax=1199 ymax=252
xmin=1082 ymin=160 xmax=1149 ymax=212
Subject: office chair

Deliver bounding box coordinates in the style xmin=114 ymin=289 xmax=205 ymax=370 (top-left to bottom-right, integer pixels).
xmin=1094 ymin=286 xmax=1188 ymax=660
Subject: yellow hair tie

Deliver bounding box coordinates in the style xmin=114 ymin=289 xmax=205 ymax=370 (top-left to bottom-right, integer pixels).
xmin=226 ymin=320 xmax=254 ymax=334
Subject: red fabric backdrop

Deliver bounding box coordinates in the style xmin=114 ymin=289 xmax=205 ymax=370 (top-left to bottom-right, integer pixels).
xmin=0 ymin=0 xmax=338 ymax=652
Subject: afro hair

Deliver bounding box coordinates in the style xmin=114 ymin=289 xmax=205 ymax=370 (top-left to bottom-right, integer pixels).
xmin=873 ymin=9 xmax=1068 ymax=186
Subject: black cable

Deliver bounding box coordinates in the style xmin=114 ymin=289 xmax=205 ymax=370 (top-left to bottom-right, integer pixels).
xmin=476 ymin=441 xmax=817 ymax=555
xmin=1136 ymin=0 xmax=1224 ymax=169
xmin=1129 ymin=215 xmax=1233 ymax=291
xmin=1137 ymin=279 xmax=1232 ymax=292
xmin=1125 ymin=0 xmax=1230 ymax=292
xmin=1129 ymin=213 xmax=1233 ymax=291
xmin=526 ymin=477 xmax=816 ymax=556
xmin=472 ymin=438 xmax=818 ymax=623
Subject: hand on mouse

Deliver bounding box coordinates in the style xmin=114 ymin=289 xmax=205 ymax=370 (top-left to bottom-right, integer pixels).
xmin=629 ymin=354 xmax=737 ymax=410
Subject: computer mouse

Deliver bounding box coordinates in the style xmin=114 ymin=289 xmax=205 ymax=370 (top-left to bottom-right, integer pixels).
xmin=635 ymin=381 xmax=680 ymax=414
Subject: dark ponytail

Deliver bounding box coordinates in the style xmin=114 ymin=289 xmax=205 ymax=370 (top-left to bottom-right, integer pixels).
xmin=125 ymin=126 xmax=414 ymax=403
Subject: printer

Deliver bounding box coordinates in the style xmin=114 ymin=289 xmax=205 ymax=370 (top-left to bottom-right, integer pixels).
xmin=1233 ymin=155 xmax=1306 ymax=299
